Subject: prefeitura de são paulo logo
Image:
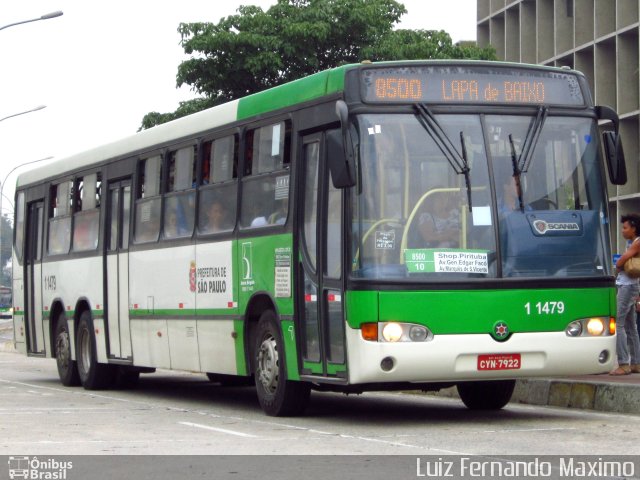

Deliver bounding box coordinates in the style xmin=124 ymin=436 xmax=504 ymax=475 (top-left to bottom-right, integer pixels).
xmin=8 ymin=456 xmax=73 ymax=479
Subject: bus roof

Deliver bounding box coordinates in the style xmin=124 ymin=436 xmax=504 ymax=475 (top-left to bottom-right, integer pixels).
xmin=16 ymin=64 xmax=350 ymax=189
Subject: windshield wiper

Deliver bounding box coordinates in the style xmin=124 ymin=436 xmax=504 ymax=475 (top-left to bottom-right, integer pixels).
xmin=508 ymin=133 xmax=525 ymax=213
xmin=414 ymin=104 xmax=473 ymax=211
xmin=517 ymin=105 xmax=548 ymax=173
xmin=506 ymin=106 xmax=548 ymax=213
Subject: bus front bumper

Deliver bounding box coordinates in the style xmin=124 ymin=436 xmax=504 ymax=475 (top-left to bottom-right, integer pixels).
xmin=345 ymin=327 xmax=616 ymax=384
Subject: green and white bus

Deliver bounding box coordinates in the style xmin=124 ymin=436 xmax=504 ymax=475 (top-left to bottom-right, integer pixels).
xmin=12 ymin=60 xmax=626 ymax=416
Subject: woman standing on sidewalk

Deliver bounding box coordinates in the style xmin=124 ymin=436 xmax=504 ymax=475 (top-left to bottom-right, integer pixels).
xmin=612 ymin=214 xmax=640 ymax=375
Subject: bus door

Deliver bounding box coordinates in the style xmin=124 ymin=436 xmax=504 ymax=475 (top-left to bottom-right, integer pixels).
xmin=298 ymin=133 xmax=346 ymax=378
xmin=104 ymin=180 xmax=132 ymax=360
xmin=24 ymin=201 xmax=45 ymax=355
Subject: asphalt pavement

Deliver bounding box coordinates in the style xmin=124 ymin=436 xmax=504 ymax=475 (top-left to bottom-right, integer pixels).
xmin=1 ymin=319 xmax=638 ymax=415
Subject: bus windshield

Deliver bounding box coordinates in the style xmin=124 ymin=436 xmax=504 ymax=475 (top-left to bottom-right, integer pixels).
xmin=350 ymin=113 xmax=610 ymax=280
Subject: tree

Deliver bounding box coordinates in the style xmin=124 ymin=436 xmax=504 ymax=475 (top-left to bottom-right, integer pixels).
xmin=140 ymin=0 xmax=495 ymax=129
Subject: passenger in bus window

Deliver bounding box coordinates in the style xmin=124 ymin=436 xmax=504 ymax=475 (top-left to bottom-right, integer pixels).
xmin=269 ymin=199 xmax=288 ymax=225
xmin=202 ymin=200 xmax=230 ymax=233
xmin=250 ymin=215 xmax=268 ymax=228
xmin=418 ymin=192 xmax=460 ymax=248
xmin=165 ymin=210 xmax=188 ymax=238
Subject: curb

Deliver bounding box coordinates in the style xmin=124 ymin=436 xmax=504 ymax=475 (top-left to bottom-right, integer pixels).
xmin=513 ymin=378 xmax=640 ymax=414
xmin=427 ymin=379 xmax=640 ymax=415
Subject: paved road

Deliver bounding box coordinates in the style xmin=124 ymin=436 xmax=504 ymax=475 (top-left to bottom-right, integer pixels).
xmin=1 ymin=351 xmax=639 ymax=457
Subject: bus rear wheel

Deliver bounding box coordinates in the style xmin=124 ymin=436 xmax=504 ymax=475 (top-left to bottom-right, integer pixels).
xmin=457 ymin=380 xmax=516 ymax=410
xmin=76 ymin=311 xmax=115 ymax=390
xmin=253 ymin=310 xmax=310 ymax=416
xmin=54 ymin=313 xmax=80 ymax=386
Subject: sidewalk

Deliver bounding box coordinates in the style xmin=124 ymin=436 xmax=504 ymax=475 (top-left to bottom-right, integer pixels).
xmin=1 ymin=320 xmax=638 ymax=414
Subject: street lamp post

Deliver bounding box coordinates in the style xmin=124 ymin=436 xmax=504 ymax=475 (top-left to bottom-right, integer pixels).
xmin=0 ymin=11 xmax=63 ymax=32
xmin=0 ymin=105 xmax=46 ymax=123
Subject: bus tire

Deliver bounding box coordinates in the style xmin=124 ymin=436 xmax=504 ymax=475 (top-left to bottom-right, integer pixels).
xmin=456 ymin=380 xmax=516 ymax=410
xmin=253 ymin=310 xmax=310 ymax=416
xmin=54 ymin=313 xmax=81 ymax=386
xmin=76 ymin=311 xmax=115 ymax=390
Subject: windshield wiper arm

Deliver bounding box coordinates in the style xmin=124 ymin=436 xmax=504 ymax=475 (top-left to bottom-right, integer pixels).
xmin=459 ymin=131 xmax=473 ymax=212
xmin=508 ymin=133 xmax=525 ymax=213
xmin=414 ymin=104 xmax=472 ymax=211
xmin=518 ymin=106 xmax=548 ymax=173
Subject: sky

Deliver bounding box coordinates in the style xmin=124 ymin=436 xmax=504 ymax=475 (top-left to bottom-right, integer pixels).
xmin=0 ymin=0 xmax=477 ymax=212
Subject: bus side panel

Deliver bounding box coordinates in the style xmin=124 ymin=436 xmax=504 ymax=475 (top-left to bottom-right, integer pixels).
xmin=196 ymin=240 xmax=237 ymax=375
xmin=130 ymin=319 xmax=170 ymax=368
xmin=129 ymin=244 xmax=196 ymax=370
xmin=237 ymin=233 xmax=298 ymax=379
xmin=42 ymin=257 xmax=104 ymax=357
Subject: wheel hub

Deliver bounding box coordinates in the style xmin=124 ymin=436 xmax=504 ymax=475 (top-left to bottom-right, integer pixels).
xmin=257 ymin=335 xmax=279 ymax=394
xmin=56 ymin=331 xmax=70 ymax=368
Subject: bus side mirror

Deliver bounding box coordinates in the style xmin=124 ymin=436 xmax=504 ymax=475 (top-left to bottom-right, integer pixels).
xmin=327 ymin=100 xmax=356 ymax=188
xmin=597 ymin=105 xmax=627 ymax=185
xmin=603 ymin=131 xmax=627 ymax=185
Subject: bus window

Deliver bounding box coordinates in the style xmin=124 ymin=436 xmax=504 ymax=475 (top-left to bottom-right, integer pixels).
xmin=202 ymin=135 xmax=237 ymax=184
xmin=134 ymin=155 xmax=162 ymax=243
xmin=163 ymin=146 xmax=196 ymax=240
xmin=198 ymin=135 xmax=238 ymax=235
xmin=14 ymin=191 xmax=25 ymax=263
xmin=72 ymin=173 xmax=100 ymax=251
xmin=48 ymin=181 xmax=72 ymax=255
xmin=240 ymin=121 xmax=291 ymax=229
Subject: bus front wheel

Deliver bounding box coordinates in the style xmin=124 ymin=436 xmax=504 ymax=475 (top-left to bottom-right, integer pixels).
xmin=54 ymin=313 xmax=80 ymax=386
xmin=76 ymin=311 xmax=115 ymax=390
xmin=253 ymin=310 xmax=310 ymax=416
xmin=457 ymin=380 xmax=516 ymax=410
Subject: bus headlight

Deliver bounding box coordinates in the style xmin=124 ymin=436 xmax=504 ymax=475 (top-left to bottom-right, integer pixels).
xmin=409 ymin=325 xmax=429 ymax=342
xmin=379 ymin=322 xmax=433 ymax=342
xmin=381 ymin=323 xmax=403 ymax=342
xmin=565 ymin=317 xmax=610 ymax=337
xmin=566 ymin=321 xmax=582 ymax=337
xmin=586 ymin=318 xmax=605 ymax=336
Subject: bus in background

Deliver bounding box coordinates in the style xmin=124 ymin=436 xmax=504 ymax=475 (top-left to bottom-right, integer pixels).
xmin=0 ymin=286 xmax=11 ymax=318
xmin=11 ymin=61 xmax=626 ymax=416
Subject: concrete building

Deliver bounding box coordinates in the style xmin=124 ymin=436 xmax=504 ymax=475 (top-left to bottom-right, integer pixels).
xmin=477 ymin=0 xmax=640 ymax=249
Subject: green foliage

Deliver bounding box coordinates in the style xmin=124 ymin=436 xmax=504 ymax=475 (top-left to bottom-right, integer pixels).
xmin=141 ymin=0 xmax=496 ymax=129
xmin=363 ymin=29 xmax=496 ymax=61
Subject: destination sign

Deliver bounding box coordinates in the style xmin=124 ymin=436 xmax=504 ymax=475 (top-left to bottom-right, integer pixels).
xmin=361 ymin=65 xmax=585 ymax=106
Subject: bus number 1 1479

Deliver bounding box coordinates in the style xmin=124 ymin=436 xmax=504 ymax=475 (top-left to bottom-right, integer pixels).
xmin=524 ymin=301 xmax=565 ymax=315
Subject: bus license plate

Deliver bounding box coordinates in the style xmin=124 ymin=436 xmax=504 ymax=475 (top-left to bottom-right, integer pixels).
xmin=477 ymin=353 xmax=521 ymax=371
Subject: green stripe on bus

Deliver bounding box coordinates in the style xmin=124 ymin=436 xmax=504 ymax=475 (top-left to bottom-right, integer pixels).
xmin=236 ymin=66 xmax=348 ymax=120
